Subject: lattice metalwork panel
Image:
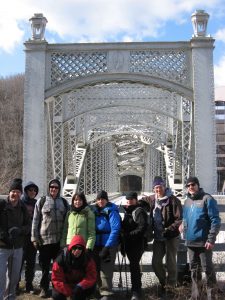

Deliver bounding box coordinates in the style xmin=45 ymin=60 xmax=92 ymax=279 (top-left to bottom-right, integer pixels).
xmin=53 ymin=96 xmax=64 ymax=181
xmin=51 ymin=52 xmax=107 ymax=86
xmin=144 ymin=146 xmax=166 ymax=191
xmin=75 ymin=145 xmax=87 ymax=179
xmin=46 ymin=101 xmax=54 ymax=183
xmin=63 ymin=123 xmax=71 ymax=177
xmin=182 ymin=98 xmax=192 ymax=185
xmin=78 ymin=139 xmax=117 ymax=194
xmin=130 ymin=50 xmax=190 ymax=86
xmin=174 ymin=122 xmax=182 ymax=180
xmin=114 ymin=135 xmax=145 ymax=177
xmin=66 ymin=83 xmax=180 ymax=121
xmin=182 ymin=121 xmax=191 ymax=183
xmin=87 ymin=125 xmax=168 ymax=150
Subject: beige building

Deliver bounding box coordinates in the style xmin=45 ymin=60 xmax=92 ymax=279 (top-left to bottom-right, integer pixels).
xmin=215 ymin=87 xmax=225 ymax=192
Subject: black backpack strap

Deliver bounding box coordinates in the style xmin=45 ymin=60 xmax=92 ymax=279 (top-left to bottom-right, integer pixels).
xmin=61 ymin=197 xmax=69 ymax=210
xmin=39 ymin=196 xmax=46 ymax=210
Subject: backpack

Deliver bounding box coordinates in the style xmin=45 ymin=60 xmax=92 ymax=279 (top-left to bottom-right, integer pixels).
xmin=39 ymin=196 xmax=69 ymax=211
xmin=132 ymin=206 xmax=153 ymax=244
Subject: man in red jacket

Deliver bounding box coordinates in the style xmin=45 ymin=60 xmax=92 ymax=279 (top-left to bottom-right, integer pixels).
xmin=52 ymin=235 xmax=97 ymax=300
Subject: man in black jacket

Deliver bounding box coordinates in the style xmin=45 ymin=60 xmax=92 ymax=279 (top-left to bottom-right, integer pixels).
xmin=121 ymin=191 xmax=147 ymax=300
xmin=0 ymin=178 xmax=31 ymax=300
xmin=18 ymin=181 xmax=39 ymax=293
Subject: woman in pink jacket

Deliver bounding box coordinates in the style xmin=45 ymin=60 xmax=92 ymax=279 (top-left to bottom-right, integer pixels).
xmin=52 ymin=235 xmax=97 ymax=300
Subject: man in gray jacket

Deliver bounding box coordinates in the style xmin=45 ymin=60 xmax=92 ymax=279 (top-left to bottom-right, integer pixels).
xmin=31 ymin=179 xmax=69 ymax=298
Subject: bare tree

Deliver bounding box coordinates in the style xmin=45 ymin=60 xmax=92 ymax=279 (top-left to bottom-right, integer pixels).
xmin=0 ymin=74 xmax=24 ymax=194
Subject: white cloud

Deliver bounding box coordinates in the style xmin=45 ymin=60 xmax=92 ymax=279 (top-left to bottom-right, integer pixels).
xmin=0 ymin=0 xmax=223 ymax=52
xmin=214 ymin=55 xmax=225 ymax=87
xmin=215 ymin=28 xmax=225 ymax=43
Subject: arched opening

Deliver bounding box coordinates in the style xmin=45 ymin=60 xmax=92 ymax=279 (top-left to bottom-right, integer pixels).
xmin=120 ymin=175 xmax=142 ymax=193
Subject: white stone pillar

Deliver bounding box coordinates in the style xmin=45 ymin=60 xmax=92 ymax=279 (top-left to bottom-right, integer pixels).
xmin=23 ymin=41 xmax=47 ymax=196
xmin=191 ymin=38 xmax=217 ymax=193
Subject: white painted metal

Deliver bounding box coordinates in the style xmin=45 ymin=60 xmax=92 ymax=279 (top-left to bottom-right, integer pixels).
xmin=23 ymin=11 xmax=216 ymax=196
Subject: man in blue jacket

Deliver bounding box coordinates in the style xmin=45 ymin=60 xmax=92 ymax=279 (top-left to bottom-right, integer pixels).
xmin=92 ymin=190 xmax=121 ymax=300
xmin=181 ymin=176 xmax=221 ymax=300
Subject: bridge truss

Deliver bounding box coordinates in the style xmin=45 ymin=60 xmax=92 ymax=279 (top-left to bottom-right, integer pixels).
xmin=23 ymin=12 xmax=217 ymax=196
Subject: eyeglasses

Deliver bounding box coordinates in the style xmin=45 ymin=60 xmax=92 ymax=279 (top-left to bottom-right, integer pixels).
xmin=50 ymin=186 xmax=59 ymax=190
xmin=187 ymin=183 xmax=196 ymax=187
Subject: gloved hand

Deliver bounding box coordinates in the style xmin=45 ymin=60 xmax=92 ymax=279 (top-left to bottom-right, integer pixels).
xmin=73 ymin=285 xmax=83 ymax=297
xmin=0 ymin=231 xmax=6 ymax=240
xmin=33 ymin=241 xmax=41 ymax=250
xmin=162 ymin=228 xmax=169 ymax=238
xmin=86 ymin=248 xmax=93 ymax=256
xmin=99 ymin=247 xmax=111 ymax=262
xmin=8 ymin=227 xmax=21 ymax=239
xmin=120 ymin=245 xmax=126 ymax=257
xmin=119 ymin=239 xmax=126 ymax=257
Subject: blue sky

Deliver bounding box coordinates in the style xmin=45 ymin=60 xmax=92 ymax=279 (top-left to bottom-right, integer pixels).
xmin=1 ymin=0 xmax=225 ymax=86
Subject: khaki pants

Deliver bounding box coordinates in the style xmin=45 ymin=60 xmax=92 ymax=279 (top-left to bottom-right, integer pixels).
xmin=152 ymin=237 xmax=179 ymax=286
xmin=98 ymin=246 xmax=117 ymax=296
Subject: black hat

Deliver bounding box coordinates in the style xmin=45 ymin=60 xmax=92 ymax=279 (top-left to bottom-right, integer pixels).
xmin=152 ymin=176 xmax=165 ymax=188
xmin=9 ymin=178 xmax=23 ymax=193
xmin=126 ymin=191 xmax=138 ymax=200
xmin=186 ymin=176 xmax=200 ymax=187
xmin=96 ymin=190 xmax=108 ymax=201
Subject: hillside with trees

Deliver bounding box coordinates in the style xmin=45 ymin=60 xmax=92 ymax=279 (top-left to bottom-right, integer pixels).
xmin=0 ymin=74 xmax=24 ymax=194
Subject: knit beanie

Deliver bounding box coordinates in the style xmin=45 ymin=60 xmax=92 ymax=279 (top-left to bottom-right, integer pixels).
xmin=186 ymin=176 xmax=200 ymax=187
xmin=9 ymin=178 xmax=23 ymax=193
xmin=96 ymin=190 xmax=108 ymax=201
xmin=152 ymin=176 xmax=165 ymax=188
xmin=126 ymin=191 xmax=138 ymax=200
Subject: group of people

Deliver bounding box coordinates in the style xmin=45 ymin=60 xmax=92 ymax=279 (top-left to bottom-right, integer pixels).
xmin=0 ymin=175 xmax=221 ymax=300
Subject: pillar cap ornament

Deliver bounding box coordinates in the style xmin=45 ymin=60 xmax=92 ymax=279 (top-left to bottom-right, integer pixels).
xmin=29 ymin=13 xmax=48 ymax=41
xmin=191 ymin=10 xmax=210 ymax=38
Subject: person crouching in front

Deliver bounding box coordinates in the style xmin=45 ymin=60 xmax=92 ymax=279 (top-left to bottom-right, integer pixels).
xmin=52 ymin=234 xmax=97 ymax=300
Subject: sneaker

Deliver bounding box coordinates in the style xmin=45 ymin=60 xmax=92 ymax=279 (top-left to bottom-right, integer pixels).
xmin=39 ymin=289 xmax=49 ymax=298
xmin=158 ymin=284 xmax=166 ymax=297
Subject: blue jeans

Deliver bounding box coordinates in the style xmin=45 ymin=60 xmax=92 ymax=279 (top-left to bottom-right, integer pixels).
xmin=0 ymin=247 xmax=23 ymax=300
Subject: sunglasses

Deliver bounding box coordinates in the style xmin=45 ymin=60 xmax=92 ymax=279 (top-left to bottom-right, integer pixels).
xmin=73 ymin=245 xmax=83 ymax=251
xmin=187 ymin=183 xmax=196 ymax=187
xmin=50 ymin=186 xmax=59 ymax=190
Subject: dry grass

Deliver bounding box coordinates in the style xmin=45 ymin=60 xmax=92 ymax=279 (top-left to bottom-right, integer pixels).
xmin=15 ymin=282 xmax=225 ymax=300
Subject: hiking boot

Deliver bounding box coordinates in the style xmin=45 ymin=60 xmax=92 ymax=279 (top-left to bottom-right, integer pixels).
xmin=39 ymin=288 xmax=49 ymax=298
xmin=25 ymin=282 xmax=34 ymax=294
xmin=131 ymin=291 xmax=141 ymax=300
xmin=101 ymin=296 xmax=113 ymax=300
xmin=157 ymin=284 xmax=166 ymax=297
xmin=16 ymin=284 xmax=21 ymax=296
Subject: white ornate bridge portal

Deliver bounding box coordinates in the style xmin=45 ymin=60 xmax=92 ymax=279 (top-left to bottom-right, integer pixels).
xmin=23 ymin=11 xmax=217 ymax=197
